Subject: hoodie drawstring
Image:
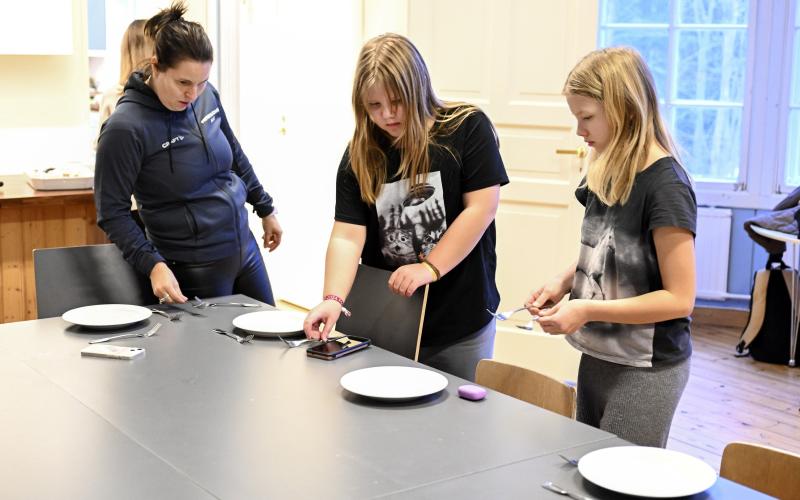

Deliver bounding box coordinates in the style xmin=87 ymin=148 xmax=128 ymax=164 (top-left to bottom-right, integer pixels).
xmin=191 ymin=103 xmax=210 ymax=162
xmin=167 ymin=113 xmax=174 ymax=174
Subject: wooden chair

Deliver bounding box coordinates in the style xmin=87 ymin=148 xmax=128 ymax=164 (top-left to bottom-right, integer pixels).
xmin=720 ymin=442 xmax=800 ymax=499
xmin=33 ymin=244 xmax=155 ymax=318
xmin=335 ymin=264 xmax=428 ymax=360
xmin=475 ymin=359 xmax=577 ymax=418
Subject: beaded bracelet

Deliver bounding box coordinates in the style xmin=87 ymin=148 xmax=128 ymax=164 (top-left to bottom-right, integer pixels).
xmin=323 ymin=294 xmax=351 ymax=317
xmin=422 ymin=259 xmax=441 ymax=281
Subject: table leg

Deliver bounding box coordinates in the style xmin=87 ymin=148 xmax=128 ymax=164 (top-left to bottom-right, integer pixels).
xmin=791 ymin=244 xmax=798 ymax=367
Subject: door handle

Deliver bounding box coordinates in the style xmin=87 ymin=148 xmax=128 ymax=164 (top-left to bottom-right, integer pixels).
xmin=555 ymin=147 xmax=587 ymax=158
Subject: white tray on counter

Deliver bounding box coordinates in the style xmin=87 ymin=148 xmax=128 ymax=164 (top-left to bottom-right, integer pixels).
xmin=26 ymin=164 xmax=94 ymax=191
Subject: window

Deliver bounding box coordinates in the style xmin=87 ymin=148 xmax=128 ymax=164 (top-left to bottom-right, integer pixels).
xmin=783 ymin=7 xmax=800 ymax=188
xmin=598 ymin=1 xmax=797 ymax=209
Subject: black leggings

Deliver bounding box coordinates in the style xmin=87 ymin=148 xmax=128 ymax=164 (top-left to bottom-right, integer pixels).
xmin=167 ymin=233 xmax=274 ymax=305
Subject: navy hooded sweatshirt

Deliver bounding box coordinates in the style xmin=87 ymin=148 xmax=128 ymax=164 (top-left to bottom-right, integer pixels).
xmin=95 ymin=71 xmax=274 ymax=276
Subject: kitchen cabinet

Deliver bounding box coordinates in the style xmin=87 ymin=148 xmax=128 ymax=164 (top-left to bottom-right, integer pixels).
xmin=0 ymin=175 xmax=107 ymax=322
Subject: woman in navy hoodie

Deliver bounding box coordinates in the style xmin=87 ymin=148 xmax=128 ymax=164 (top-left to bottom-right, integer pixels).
xmin=95 ymin=1 xmax=281 ymax=305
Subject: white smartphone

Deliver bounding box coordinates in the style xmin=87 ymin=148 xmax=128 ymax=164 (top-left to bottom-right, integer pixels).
xmin=81 ymin=345 xmax=145 ymax=360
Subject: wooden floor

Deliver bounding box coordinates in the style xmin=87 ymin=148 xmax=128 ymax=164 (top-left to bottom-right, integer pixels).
xmin=667 ymin=323 xmax=800 ymax=472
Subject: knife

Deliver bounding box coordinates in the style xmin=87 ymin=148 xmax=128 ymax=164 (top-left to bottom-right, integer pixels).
xmin=208 ymin=302 xmax=261 ymax=308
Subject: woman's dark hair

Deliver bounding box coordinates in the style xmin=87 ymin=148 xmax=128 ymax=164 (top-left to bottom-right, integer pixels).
xmin=144 ymin=1 xmax=213 ymax=72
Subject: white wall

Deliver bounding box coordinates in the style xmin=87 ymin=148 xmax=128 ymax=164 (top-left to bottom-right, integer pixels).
xmin=0 ymin=0 xmax=89 ymax=174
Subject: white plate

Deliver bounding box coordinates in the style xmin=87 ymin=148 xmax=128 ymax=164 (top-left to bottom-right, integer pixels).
xmin=62 ymin=304 xmax=152 ymax=329
xmin=340 ymin=366 xmax=448 ymax=401
xmin=578 ymin=446 xmax=717 ymax=497
xmin=231 ymin=310 xmax=306 ymax=337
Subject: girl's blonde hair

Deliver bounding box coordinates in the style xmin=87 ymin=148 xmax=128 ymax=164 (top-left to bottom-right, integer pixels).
xmin=563 ymin=47 xmax=679 ymax=206
xmin=350 ymin=33 xmax=477 ymax=204
xmin=118 ymin=19 xmax=152 ymax=87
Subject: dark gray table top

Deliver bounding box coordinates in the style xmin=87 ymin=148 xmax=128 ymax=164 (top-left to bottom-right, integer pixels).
xmin=0 ymin=296 xmax=765 ymax=499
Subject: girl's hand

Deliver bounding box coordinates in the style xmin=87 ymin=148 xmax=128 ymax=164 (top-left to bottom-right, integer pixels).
xmin=536 ymin=299 xmax=590 ymax=335
xmin=388 ymin=263 xmax=435 ymax=297
xmin=303 ymin=300 xmax=342 ymax=340
xmin=149 ymin=262 xmax=188 ymax=304
xmin=525 ymin=280 xmax=567 ymax=316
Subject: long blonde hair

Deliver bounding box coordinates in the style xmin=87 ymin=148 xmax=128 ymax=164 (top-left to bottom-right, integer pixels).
xmin=563 ymin=47 xmax=679 ymax=206
xmin=118 ymin=19 xmax=152 ymax=86
xmin=350 ymin=33 xmax=477 ymax=205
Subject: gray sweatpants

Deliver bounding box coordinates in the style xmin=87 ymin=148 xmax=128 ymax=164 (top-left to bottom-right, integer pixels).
xmin=576 ymin=353 xmax=690 ymax=447
xmin=419 ymin=318 xmax=496 ymax=382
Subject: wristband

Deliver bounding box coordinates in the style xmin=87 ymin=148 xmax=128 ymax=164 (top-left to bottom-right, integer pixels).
xmin=324 ymin=294 xmax=351 ymax=317
xmin=422 ymin=259 xmax=441 ymax=281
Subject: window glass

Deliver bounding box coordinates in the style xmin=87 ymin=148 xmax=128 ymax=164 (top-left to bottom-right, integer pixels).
xmin=603 ymin=1 xmax=669 ymax=23
xmin=674 ymin=106 xmax=742 ymax=180
xmin=678 ymin=0 xmax=748 ymax=24
xmin=676 ymin=30 xmax=747 ymax=102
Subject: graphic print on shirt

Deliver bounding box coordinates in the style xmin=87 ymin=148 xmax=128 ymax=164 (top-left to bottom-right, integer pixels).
xmin=376 ymin=172 xmax=447 ymax=266
xmin=572 ymin=213 xmax=641 ymax=339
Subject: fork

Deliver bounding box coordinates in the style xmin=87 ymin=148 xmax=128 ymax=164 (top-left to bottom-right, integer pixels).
xmin=277 ymin=334 xmax=344 ymax=348
xmin=211 ymin=328 xmax=254 ymax=344
xmin=192 ymin=296 xmax=210 ymax=309
xmin=541 ymin=481 xmax=593 ymax=500
xmin=89 ymin=323 xmax=162 ymax=344
xmin=149 ymin=308 xmax=182 ymax=321
xmin=486 ymin=306 xmax=528 ymax=321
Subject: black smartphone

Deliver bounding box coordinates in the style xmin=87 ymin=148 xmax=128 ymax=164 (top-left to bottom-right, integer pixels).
xmin=306 ymin=335 xmax=371 ymax=360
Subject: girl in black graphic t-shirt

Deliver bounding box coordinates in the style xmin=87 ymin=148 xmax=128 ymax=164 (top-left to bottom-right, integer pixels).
xmin=302 ymin=33 xmax=508 ymax=382
xmin=525 ymin=48 xmax=696 ymax=447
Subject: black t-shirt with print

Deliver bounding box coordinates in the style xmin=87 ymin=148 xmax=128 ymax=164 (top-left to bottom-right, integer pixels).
xmin=566 ymin=156 xmax=697 ymax=367
xmin=335 ymin=110 xmax=509 ymax=347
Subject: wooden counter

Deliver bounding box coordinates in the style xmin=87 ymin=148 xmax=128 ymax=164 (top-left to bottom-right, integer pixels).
xmin=0 ymin=175 xmax=107 ymax=322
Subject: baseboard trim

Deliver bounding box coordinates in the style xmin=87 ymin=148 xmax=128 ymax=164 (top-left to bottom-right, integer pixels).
xmin=692 ymin=306 xmax=749 ymax=329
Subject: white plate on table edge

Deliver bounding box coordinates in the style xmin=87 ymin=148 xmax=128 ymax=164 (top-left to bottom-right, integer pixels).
xmin=231 ymin=310 xmax=306 ymax=337
xmin=62 ymin=304 xmax=152 ymax=329
xmin=577 ymin=446 xmax=717 ymax=497
xmin=340 ymin=366 xmax=448 ymax=401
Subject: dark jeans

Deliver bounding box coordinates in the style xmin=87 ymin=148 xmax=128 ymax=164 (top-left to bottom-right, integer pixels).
xmin=168 ymin=233 xmax=274 ymax=305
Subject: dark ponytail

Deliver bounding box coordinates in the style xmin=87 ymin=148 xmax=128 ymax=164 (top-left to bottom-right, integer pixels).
xmin=144 ymin=1 xmax=212 ymax=74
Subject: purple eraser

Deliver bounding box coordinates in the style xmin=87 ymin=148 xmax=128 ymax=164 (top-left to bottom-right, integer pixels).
xmin=458 ymin=384 xmax=487 ymax=401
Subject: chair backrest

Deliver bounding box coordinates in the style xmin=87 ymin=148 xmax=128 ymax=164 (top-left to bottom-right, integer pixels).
xmin=33 ymin=244 xmax=155 ymax=318
xmin=335 ymin=264 xmax=428 ymax=360
xmin=720 ymin=442 xmax=800 ymax=498
xmin=475 ymin=359 xmax=577 ymax=418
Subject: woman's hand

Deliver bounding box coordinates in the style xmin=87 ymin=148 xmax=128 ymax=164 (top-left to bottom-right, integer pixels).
xmin=388 ymin=263 xmax=435 ymax=297
xmin=536 ymin=299 xmax=590 ymax=335
xmin=303 ymin=300 xmax=342 ymax=340
xmin=149 ymin=262 xmax=188 ymax=304
xmin=261 ymin=214 xmax=283 ymax=252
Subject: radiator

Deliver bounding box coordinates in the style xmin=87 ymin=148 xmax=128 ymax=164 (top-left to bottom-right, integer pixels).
xmin=695 ymin=207 xmax=732 ymax=300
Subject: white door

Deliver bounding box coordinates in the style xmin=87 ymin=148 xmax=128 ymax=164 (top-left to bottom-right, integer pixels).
xmin=390 ymin=0 xmax=597 ymax=317
xmin=236 ymin=0 xmax=362 ymax=308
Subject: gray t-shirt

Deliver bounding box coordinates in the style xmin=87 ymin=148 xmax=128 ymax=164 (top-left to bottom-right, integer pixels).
xmin=566 ymin=157 xmax=697 ymax=367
